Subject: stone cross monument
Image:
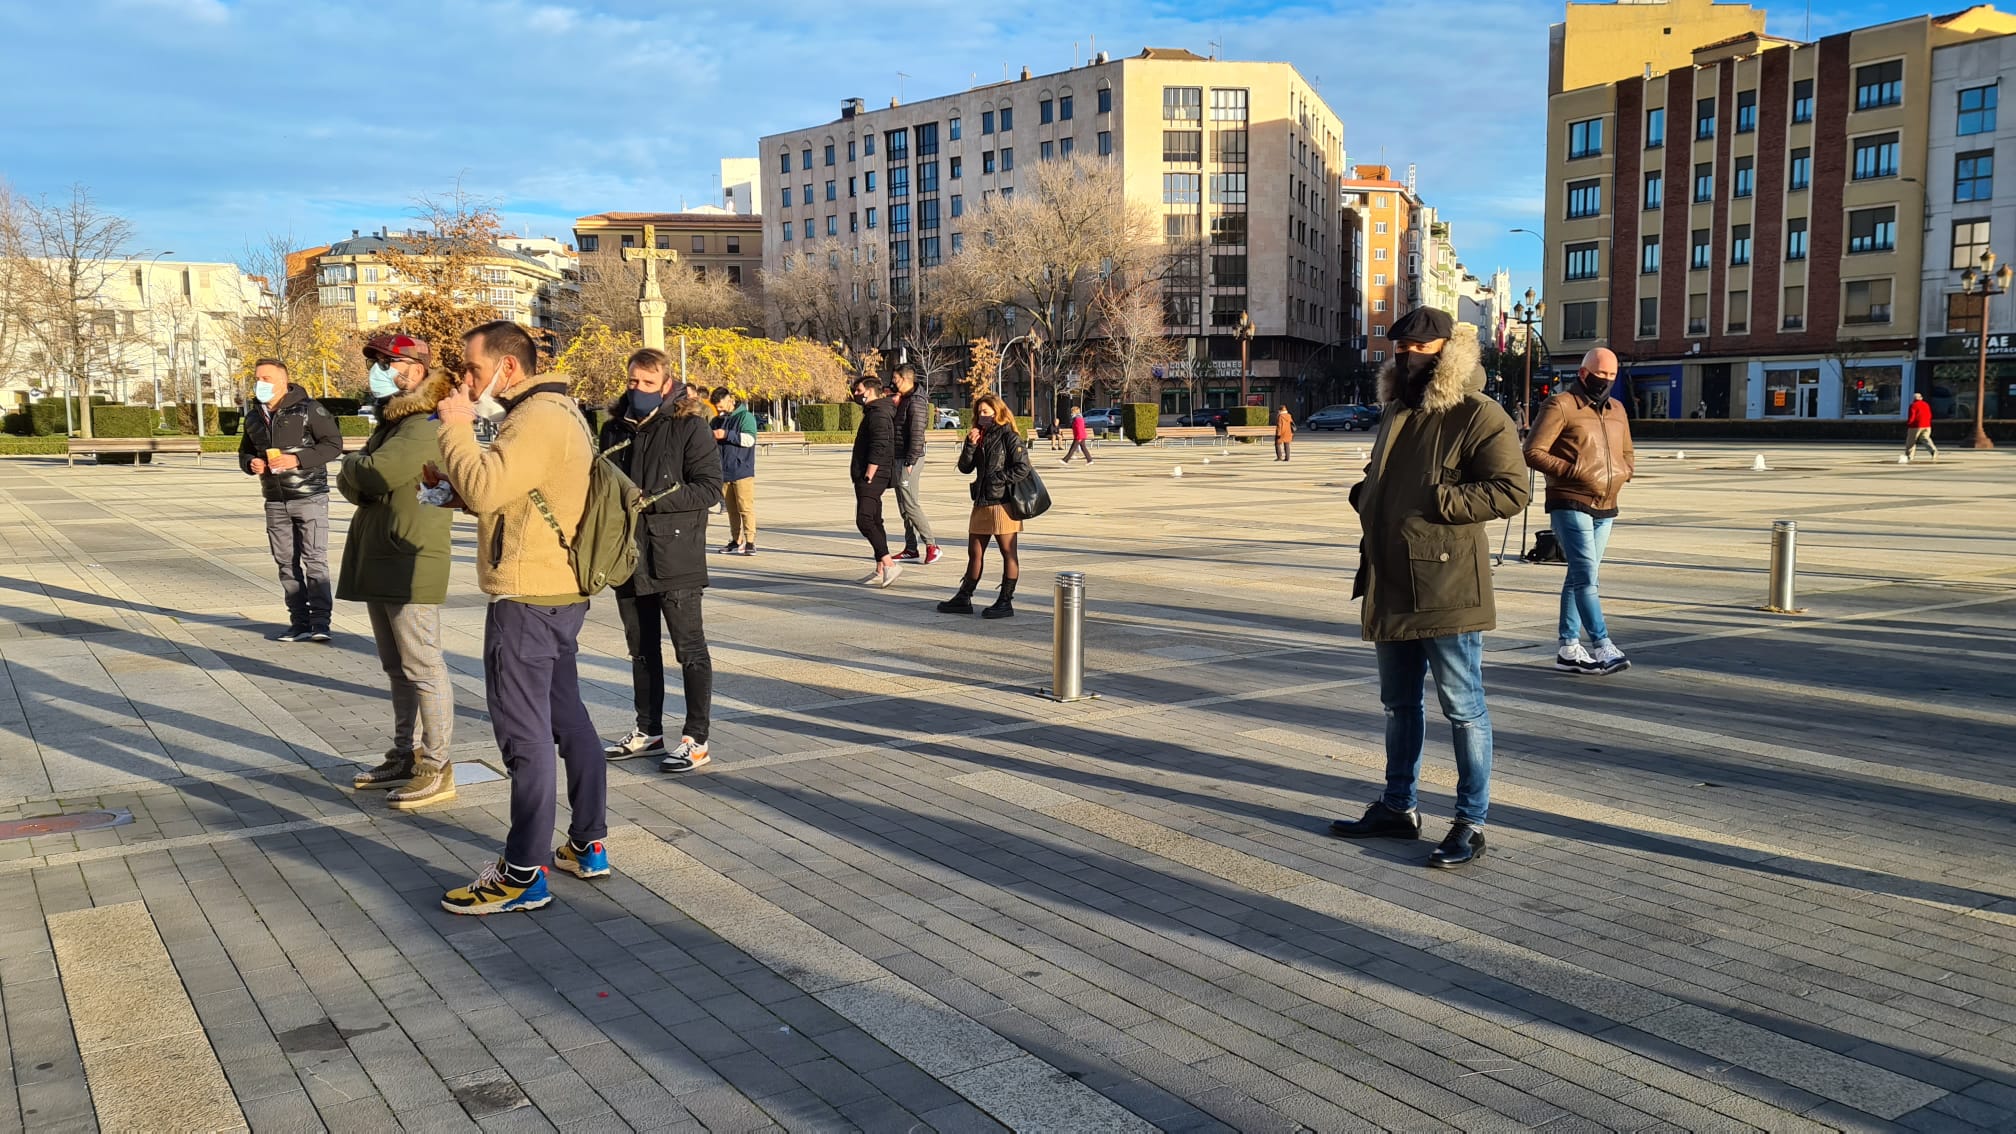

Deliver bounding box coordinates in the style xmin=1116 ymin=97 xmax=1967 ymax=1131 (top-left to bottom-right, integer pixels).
xmin=621 ymin=223 xmax=680 ymax=350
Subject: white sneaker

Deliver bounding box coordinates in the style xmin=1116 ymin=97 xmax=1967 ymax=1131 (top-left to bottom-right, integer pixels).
xmin=1591 ymin=642 xmax=1631 ymax=674
xmin=1555 ymin=642 xmax=1601 ymax=674
xmin=879 ymin=561 xmax=904 ymax=588
xmin=604 ymin=729 xmax=665 ymax=760
xmin=661 ymin=737 xmax=712 ymax=774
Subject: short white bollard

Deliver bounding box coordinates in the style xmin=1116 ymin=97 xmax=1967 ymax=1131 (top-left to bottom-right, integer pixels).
xmin=1171 ymin=465 xmax=1184 ymax=478
xmin=1752 ymin=454 xmax=1769 ymax=471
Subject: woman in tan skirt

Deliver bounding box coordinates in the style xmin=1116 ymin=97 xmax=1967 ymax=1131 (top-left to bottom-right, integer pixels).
xmin=937 ymin=392 xmax=1034 ymax=619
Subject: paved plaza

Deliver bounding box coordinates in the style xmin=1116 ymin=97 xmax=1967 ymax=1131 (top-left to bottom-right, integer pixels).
xmin=0 ymin=433 xmax=2013 ymax=1133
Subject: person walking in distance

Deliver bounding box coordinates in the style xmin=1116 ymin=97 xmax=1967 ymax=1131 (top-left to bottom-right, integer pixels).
xmin=239 ymin=358 xmax=343 ymax=642
xmin=889 ymin=364 xmax=941 ymax=565
xmin=938 ymin=393 xmax=1033 ymax=619
xmin=338 ymin=334 xmax=459 ymax=808
xmin=1274 ymin=405 xmax=1296 ymax=461
xmin=1061 ymin=406 xmax=1093 ymax=464
xmin=1524 ymin=347 xmax=1636 ymax=676
xmin=851 ymin=374 xmax=903 ymax=587
xmin=1328 ymin=311 xmax=1528 ymax=868
xmin=1905 ymin=392 xmax=1938 ymax=463
xmin=712 ymin=386 xmax=759 ymax=554
xmin=433 ymin=321 xmax=608 ymax=914
xmin=600 ymin=352 xmax=725 ymax=773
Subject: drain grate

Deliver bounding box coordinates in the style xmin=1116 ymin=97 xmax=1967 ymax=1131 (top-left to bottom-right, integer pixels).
xmin=0 ymin=809 xmax=133 ymax=842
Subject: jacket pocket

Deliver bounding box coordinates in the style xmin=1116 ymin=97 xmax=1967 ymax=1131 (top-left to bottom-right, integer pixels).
xmin=644 ymin=513 xmax=704 ymax=577
xmin=1405 ymin=533 xmax=1480 ymax=612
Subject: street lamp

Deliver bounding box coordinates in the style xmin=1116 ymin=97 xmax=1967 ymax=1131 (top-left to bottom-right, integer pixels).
xmin=1512 ymin=287 xmax=1545 ymax=431
xmin=1958 ymin=249 xmax=2014 ymax=450
xmin=1235 ymin=310 xmax=1254 ymax=407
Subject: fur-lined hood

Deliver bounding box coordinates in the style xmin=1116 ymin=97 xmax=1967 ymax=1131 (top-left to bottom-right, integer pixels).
xmin=381 ymin=372 xmax=455 ymax=424
xmin=608 ymin=389 xmax=711 ymax=423
xmin=1375 ymin=323 xmax=1485 ymax=413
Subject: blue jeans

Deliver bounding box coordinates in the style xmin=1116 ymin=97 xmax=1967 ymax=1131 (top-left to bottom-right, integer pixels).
xmin=1551 ymin=509 xmax=1612 ymax=642
xmin=1374 ymin=633 xmax=1493 ymax=826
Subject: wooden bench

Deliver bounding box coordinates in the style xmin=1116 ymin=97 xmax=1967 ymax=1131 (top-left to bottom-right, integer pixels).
xmin=754 ymin=431 xmax=810 ymax=452
xmin=65 ymin=436 xmax=205 ymax=467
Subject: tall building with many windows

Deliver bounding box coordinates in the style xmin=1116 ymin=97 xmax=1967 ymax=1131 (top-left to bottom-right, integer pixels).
xmin=758 ymin=47 xmax=1346 ymax=414
xmin=1544 ymin=0 xmax=2016 ymax=419
xmin=1340 ymin=166 xmax=1421 ymax=369
xmin=311 ymin=229 xmax=569 ymax=334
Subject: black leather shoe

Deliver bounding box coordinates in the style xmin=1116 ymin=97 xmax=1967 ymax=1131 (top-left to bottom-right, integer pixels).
xmin=1328 ymin=801 xmax=1421 ymax=839
xmin=1428 ymin=824 xmax=1486 ymax=868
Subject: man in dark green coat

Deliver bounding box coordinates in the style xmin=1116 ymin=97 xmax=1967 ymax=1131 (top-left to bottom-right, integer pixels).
xmin=337 ymin=334 xmax=458 ymax=809
xmin=1329 ymin=311 xmax=1529 ymax=868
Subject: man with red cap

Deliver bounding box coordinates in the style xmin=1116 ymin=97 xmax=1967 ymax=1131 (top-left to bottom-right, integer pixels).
xmin=337 ymin=334 xmax=460 ymax=808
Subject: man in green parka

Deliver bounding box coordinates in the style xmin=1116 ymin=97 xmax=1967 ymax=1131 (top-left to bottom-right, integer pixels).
xmin=1328 ymin=310 xmax=1529 ymax=868
xmin=338 ymin=334 xmax=458 ymax=809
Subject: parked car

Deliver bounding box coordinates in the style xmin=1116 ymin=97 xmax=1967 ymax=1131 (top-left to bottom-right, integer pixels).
xmin=1178 ymin=407 xmax=1229 ymax=427
xmin=934 ymin=406 xmax=961 ymax=428
xmin=1307 ymin=404 xmax=1380 ymax=431
xmin=1081 ymin=407 xmax=1124 ymax=433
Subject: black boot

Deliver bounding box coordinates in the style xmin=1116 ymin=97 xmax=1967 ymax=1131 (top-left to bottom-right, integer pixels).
xmin=1428 ymin=823 xmax=1486 ymax=868
xmin=981 ymin=578 xmax=1018 ymax=619
xmin=937 ymin=577 xmax=980 ymax=614
xmin=1328 ymin=800 xmax=1421 ymax=839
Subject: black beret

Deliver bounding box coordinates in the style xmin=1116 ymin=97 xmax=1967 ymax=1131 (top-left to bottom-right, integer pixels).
xmin=1390 ymin=307 xmax=1455 ymax=344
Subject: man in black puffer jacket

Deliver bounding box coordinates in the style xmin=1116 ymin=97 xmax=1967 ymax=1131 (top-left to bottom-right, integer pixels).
xmin=598 ymin=349 xmax=724 ymax=774
xmin=850 ymin=374 xmax=901 ymax=587
xmin=238 ymin=358 xmax=344 ymax=641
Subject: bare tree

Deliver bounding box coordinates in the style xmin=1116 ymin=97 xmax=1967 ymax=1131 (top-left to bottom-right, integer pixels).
xmin=0 ymin=181 xmax=32 ymax=391
xmin=233 ymin=232 xmax=334 ymax=392
xmin=14 ymin=185 xmax=135 ymax=436
xmin=763 ymin=238 xmax=887 ymax=352
xmin=571 ymin=254 xmax=757 ymax=338
xmin=901 ymin=328 xmax=963 ymax=410
xmin=1094 ymin=281 xmax=1181 ymax=403
xmin=378 ymin=187 xmax=506 ymax=376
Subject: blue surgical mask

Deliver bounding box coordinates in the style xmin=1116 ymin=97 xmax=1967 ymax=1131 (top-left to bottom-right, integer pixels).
xmin=253 ymin=381 xmax=276 ymax=404
xmin=629 ymin=390 xmax=663 ymax=417
xmin=367 ymin=363 xmax=400 ymax=399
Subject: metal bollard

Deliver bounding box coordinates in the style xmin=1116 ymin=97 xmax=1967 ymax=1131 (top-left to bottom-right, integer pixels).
xmin=1043 ymin=572 xmax=1093 ymax=702
xmin=1765 ymin=520 xmax=1802 ymax=613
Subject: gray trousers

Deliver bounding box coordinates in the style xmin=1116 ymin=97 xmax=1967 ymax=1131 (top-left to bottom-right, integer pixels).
xmin=264 ymin=496 xmax=331 ymax=629
xmin=894 ymin=461 xmax=934 ymax=550
xmin=366 ymin=601 xmax=454 ymax=761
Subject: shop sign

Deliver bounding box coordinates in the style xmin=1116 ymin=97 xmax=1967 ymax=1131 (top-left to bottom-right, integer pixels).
xmin=1925 ymin=333 xmax=2016 ymax=359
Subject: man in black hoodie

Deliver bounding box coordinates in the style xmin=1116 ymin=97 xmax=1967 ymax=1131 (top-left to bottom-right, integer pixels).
xmin=850 ymin=374 xmax=902 ymax=588
xmin=599 ymin=349 xmax=725 ymax=774
xmin=238 ymin=358 xmax=344 ymax=641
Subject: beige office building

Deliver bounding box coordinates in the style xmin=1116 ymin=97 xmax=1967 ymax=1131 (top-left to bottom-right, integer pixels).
xmin=759 ymin=47 xmax=1347 ymax=414
xmin=312 ymin=229 xmax=569 ymax=333
xmin=572 ymin=212 xmax=763 ymax=291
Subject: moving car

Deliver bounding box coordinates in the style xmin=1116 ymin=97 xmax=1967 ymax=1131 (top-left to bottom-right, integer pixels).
xmin=1307 ymin=404 xmax=1379 ymax=431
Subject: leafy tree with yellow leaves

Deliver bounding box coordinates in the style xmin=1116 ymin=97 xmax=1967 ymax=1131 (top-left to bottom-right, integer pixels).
xmin=549 ymin=314 xmax=642 ymax=406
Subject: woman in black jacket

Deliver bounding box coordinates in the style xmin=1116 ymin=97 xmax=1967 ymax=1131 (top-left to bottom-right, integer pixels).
xmin=937 ymin=392 xmax=1033 ymax=618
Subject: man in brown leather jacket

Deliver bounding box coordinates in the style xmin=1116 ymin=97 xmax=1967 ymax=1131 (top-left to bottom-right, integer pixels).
xmin=1524 ymin=347 xmax=1635 ymax=676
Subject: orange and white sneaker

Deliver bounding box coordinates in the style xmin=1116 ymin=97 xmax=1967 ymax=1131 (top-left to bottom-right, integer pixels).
xmin=660 ymin=738 xmax=711 ymax=774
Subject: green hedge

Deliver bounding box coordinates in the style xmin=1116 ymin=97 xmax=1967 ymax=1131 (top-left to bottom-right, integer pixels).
xmin=1122 ymin=403 xmax=1159 ymax=445
xmin=802 ymin=432 xmax=855 ymax=444
xmin=957 ymin=409 xmax=974 ymax=432
xmin=0 ymin=411 xmax=27 ymax=436
xmin=839 ymin=400 xmax=863 ymax=431
xmin=92 ymin=406 xmax=155 ymax=438
xmin=321 ymin=397 xmax=363 ymax=417
xmin=0 ymin=437 xmax=67 ymax=455
xmin=163 ymin=404 xmax=221 ymax=435
xmin=218 ymin=408 xmax=242 ymax=436
xmin=337 ymin=415 xmax=374 ymax=437
xmin=202 ymin=435 xmax=239 ymax=454
xmin=1231 ymin=406 xmax=1269 ymax=427
xmin=796 ymin=403 xmax=841 ymax=432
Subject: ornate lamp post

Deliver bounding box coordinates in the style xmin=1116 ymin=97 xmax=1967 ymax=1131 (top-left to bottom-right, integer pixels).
xmin=1235 ymin=309 xmax=1254 ymax=406
xmin=1512 ymin=287 xmax=1545 ymax=431
xmin=1959 ymin=250 xmax=2013 ymax=450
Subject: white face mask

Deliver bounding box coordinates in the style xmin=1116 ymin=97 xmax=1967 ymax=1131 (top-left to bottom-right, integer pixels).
xmin=474 ymin=361 xmax=509 ymax=423
xmin=367 ymin=363 xmax=400 ymax=399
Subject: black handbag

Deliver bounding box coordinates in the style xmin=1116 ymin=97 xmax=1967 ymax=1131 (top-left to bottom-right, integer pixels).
xmin=1005 ymin=468 xmax=1052 ymax=521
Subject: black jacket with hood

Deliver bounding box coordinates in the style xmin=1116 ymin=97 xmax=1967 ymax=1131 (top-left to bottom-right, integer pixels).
xmin=850 ymin=397 xmax=897 ymax=485
xmin=600 ymin=390 xmax=724 ymax=595
xmin=238 ymin=386 xmax=345 ymax=502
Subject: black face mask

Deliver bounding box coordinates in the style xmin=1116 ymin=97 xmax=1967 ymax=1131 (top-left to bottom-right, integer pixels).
xmin=1581 ymin=375 xmax=1614 ymax=403
xmin=1397 ymin=350 xmax=1438 ymax=407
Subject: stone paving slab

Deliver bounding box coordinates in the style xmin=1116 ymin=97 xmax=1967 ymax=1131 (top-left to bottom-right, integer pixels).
xmin=1 ymin=439 xmax=2014 ymax=1131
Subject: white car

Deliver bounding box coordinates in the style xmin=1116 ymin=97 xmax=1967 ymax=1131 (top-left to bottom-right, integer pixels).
xmin=935 ymin=407 xmax=961 ymax=428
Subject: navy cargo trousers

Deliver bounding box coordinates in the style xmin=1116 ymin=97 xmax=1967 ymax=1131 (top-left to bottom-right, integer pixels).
xmin=484 ymin=599 xmax=607 ymax=868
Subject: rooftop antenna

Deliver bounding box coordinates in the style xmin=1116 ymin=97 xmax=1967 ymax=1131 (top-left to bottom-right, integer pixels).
xmin=1207 ymin=37 xmax=1221 ymax=60
xmin=897 ymin=71 xmax=910 ymax=101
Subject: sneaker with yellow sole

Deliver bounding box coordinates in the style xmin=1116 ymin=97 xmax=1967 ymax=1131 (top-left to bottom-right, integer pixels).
xmin=442 ymin=859 xmax=551 ymax=915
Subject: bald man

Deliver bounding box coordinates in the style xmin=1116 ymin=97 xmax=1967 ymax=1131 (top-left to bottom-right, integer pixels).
xmin=1524 ymin=347 xmax=1636 ymax=675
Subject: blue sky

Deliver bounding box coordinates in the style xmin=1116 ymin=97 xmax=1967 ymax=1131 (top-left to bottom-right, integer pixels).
xmin=0 ymin=0 xmax=1939 ymax=298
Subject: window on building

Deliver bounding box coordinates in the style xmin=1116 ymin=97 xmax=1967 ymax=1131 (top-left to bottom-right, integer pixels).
xmin=1210 ymin=172 xmax=1247 ymax=204
xmin=1566 ymin=178 xmax=1602 ymax=218
xmin=1855 ymin=60 xmax=1903 ymax=110
xmin=1210 ymin=295 xmax=1247 ymax=327
xmin=920 ymin=198 xmax=940 ymax=230
xmin=1374 ymin=247 xmax=1388 ymax=260
xmin=919 ymin=161 xmax=939 ymax=192
xmin=951 ymin=232 xmax=965 ymax=255
xmin=1097 ymin=131 xmax=1113 ymax=156
xmin=1696 ymin=97 xmax=1716 ymax=139
xmin=1956 ymin=151 xmax=1994 ymax=202
xmin=1790 ymin=147 xmax=1811 ymax=191
xmin=1638 ymin=296 xmax=1658 ymax=336
xmin=1061 ymin=95 xmax=1075 ymax=121
xmin=1562 ymin=301 xmax=1600 ymax=340
xmin=982 ymin=151 xmax=996 ymax=175
xmin=1212 ymin=213 xmax=1247 ymax=244
xmin=1646 ymin=107 xmax=1665 ymax=148
xmin=1568 ymin=117 xmax=1603 ymax=159
xmin=1694 ymin=163 xmax=1713 ymax=203
xmin=1736 ymin=89 xmax=1757 ymax=133
xmin=918 ymin=122 xmax=938 ymax=157
xmin=950 ymin=194 xmax=963 ymax=218
xmin=779 ymin=152 xmax=791 ymax=175
xmin=949 ymin=156 xmax=962 ymax=181
xmin=848 ymin=175 xmax=857 ymax=197
xmin=1374 ymin=273 xmax=1387 ymax=286
xmin=1000 ymin=147 xmax=1014 ymax=171
xmin=890 ymin=204 xmax=909 ymax=234
xmin=1691 ymin=228 xmax=1712 ymax=270
xmin=919 ymin=236 xmax=941 ymax=267
xmin=1783 ymin=285 xmax=1805 ymax=328
xmin=655 ymin=232 xmax=671 ymax=249
xmin=780 ymin=187 xmax=793 ymax=211
xmin=1844 ymin=278 xmax=1893 ymax=324
xmin=824 ymin=143 xmax=835 ymax=166
xmin=801 ymin=148 xmax=812 ymax=170
xmin=1952 ymin=218 xmax=1992 ymax=270
xmin=621 ymin=234 xmax=636 ymax=248
xmin=802 ymin=219 xmax=813 ymax=239
xmin=1211 ymin=254 xmax=1248 ymax=287
xmin=1060 ymin=136 xmax=1075 ymax=158
xmin=1731 ymin=224 xmax=1751 ymax=265
xmin=1374 ymin=221 xmax=1388 ymax=235
xmin=1948 ymin=289 xmax=1985 ymax=332
xmin=1164 ymin=173 xmax=1201 ymax=204
xmin=781 ymin=225 xmax=792 ymax=243
xmin=683 ymin=234 xmax=700 ymax=254
xmin=824 ymin=179 xmax=836 ymax=201
xmin=1793 ymin=78 xmax=1814 ymax=123
xmin=726 ymin=266 xmax=741 ymax=285
xmin=1642 ymin=236 xmax=1660 ymax=274
xmin=1787 ymin=217 xmax=1808 ymax=261
xmin=1728 ymin=289 xmax=1749 ymax=332
xmin=886 ymin=128 xmax=908 ymax=160
xmin=802 ymin=184 xmax=813 ymax=205
xmin=1688 ymin=292 xmax=1708 ymax=335
xmin=1958 ymin=84 xmax=1998 ymax=135
xmin=999 ymin=105 xmax=1013 ymax=130
xmin=1211 ymin=88 xmax=1249 ymax=121
xmin=864 ymin=133 xmax=873 ymax=156
xmin=865 ymin=207 xmax=877 ymax=229
xmin=826 ymin=216 xmax=838 ymax=236
xmin=1848 ymin=207 xmax=1896 ymax=253
xmin=982 ymin=109 xmax=995 ymax=134
xmin=1213 ymin=129 xmax=1248 ymax=163
xmin=948 ymin=116 xmax=962 ymax=141
xmin=1734 ymin=156 xmax=1754 ymax=197
xmin=1040 ymin=98 xmax=1053 ymax=124
xmin=1565 ymin=242 xmax=1600 ymax=281
xmin=1852 ymin=132 xmax=1900 ymax=180
xmin=578 ymin=235 xmax=599 ymax=253
xmin=1163 ymin=86 xmax=1202 ymax=121
xmin=1163 ymin=130 xmax=1201 ymax=163
xmin=1645 ymin=171 xmax=1663 ymax=209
